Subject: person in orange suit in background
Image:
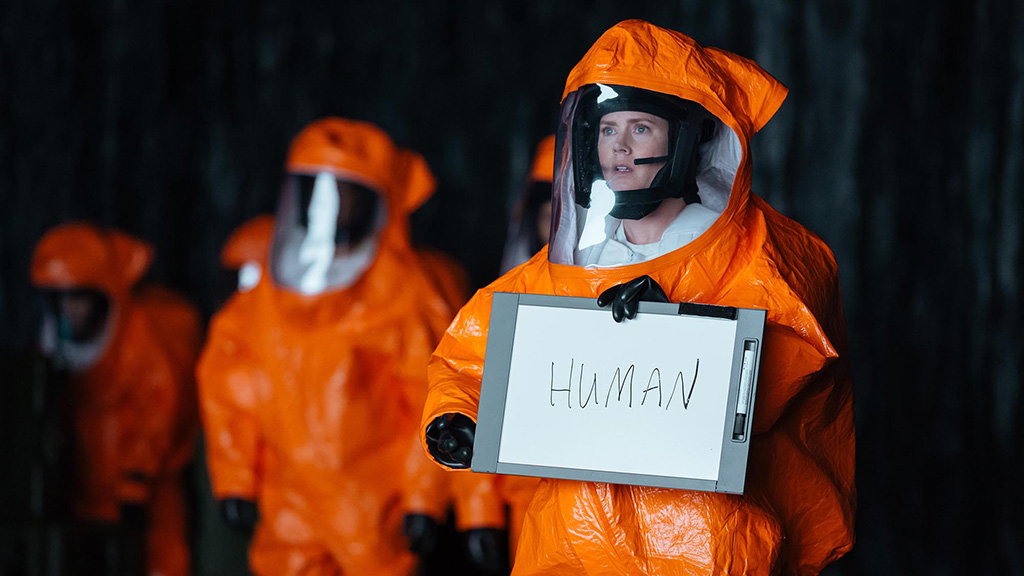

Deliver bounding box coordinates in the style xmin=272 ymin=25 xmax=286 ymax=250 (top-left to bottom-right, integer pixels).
xmin=198 ymin=117 xmax=467 ymax=575
xmin=209 ymin=197 xmax=509 ymax=574
xmin=31 ymin=223 xmax=200 ymax=576
xmin=499 ymin=135 xmax=556 ymax=274
xmin=421 ymin=20 xmax=855 ymax=575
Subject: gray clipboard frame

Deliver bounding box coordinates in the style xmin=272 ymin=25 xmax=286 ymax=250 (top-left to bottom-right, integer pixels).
xmin=471 ymin=292 xmax=766 ymax=494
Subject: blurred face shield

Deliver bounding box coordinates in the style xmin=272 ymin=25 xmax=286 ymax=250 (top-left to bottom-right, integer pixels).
xmin=38 ymin=288 xmax=115 ymax=372
xmin=270 ymin=171 xmax=386 ymax=295
xmin=548 ymin=83 xmax=741 ymax=268
xmin=499 ymin=179 xmax=553 ymax=273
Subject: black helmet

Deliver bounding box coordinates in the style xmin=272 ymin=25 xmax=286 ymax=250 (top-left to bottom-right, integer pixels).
xmin=570 ymin=83 xmax=715 ymax=220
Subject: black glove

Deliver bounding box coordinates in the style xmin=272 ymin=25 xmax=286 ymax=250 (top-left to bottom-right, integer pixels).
xmin=425 ymin=413 xmax=475 ymax=469
xmin=402 ymin=513 xmax=440 ymax=556
xmin=464 ymin=528 xmax=510 ymax=574
xmin=117 ymin=503 xmax=148 ymax=575
xmin=597 ymin=275 xmax=669 ymax=322
xmin=119 ymin=502 xmax=148 ymax=532
xmin=220 ymin=498 xmax=259 ymax=533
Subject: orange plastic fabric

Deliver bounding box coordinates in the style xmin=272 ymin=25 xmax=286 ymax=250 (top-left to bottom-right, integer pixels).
xmin=528 ymin=135 xmax=556 ymax=183
xmin=220 ymin=214 xmax=275 ymax=270
xmin=31 ymin=223 xmax=200 ymax=576
xmin=421 ymin=21 xmax=855 ymax=576
xmin=415 ymin=249 xmax=471 ymax=314
xmin=197 ymin=119 xmax=458 ymax=576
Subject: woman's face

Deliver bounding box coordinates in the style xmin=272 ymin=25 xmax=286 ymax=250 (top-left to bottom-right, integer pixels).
xmin=597 ymin=111 xmax=671 ymax=191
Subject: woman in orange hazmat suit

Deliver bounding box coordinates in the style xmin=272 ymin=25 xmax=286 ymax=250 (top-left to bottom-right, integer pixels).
xmin=31 ymin=223 xmax=200 ymax=576
xmin=421 ymin=20 xmax=856 ymax=576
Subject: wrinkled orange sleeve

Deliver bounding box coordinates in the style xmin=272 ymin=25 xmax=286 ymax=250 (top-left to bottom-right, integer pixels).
xmin=451 ymin=472 xmax=506 ymax=531
xmin=196 ymin=308 xmax=264 ymax=500
xmin=118 ymin=348 xmax=183 ymax=503
xmin=420 ymin=288 xmax=499 ymax=467
xmin=421 ymin=303 xmax=509 ymax=528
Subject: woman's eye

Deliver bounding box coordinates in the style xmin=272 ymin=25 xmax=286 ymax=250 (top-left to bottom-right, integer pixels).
xmin=635 ymin=125 xmax=648 ymax=134
xmin=601 ymin=127 xmax=615 ymax=136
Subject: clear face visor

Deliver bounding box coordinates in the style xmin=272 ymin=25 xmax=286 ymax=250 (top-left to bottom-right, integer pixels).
xmin=37 ymin=288 xmax=115 ymax=372
xmin=270 ymin=171 xmax=386 ymax=295
xmin=548 ymin=84 xmax=742 ymax=268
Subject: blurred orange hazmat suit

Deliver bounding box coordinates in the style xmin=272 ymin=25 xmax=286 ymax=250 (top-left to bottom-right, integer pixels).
xmin=220 ymin=214 xmax=276 ymax=292
xmin=197 ymin=118 xmax=471 ymax=575
xmin=421 ymin=21 xmax=856 ymax=576
xmin=31 ymin=223 xmax=200 ymax=576
xmin=214 ymin=212 xmax=505 ymax=568
xmin=213 ymin=215 xmax=506 ymax=563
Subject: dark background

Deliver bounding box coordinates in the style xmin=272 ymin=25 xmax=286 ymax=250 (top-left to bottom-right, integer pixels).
xmin=2 ymin=0 xmax=1023 ymax=574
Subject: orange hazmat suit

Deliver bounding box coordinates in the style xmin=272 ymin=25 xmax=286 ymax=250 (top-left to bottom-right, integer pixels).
xmin=218 ymin=214 xmax=276 ymax=296
xmin=415 ymin=248 xmax=472 ymax=315
xmin=221 ymin=214 xmax=275 ymax=271
xmin=528 ymin=134 xmax=556 ymax=183
xmin=31 ymin=223 xmax=200 ymax=576
xmin=421 ymin=20 xmax=855 ymax=576
xmin=197 ymin=118 xmax=463 ymax=575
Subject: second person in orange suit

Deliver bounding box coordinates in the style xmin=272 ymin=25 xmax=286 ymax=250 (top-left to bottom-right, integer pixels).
xmin=32 ymin=223 xmax=200 ymax=576
xmin=198 ymin=117 xmax=468 ymax=575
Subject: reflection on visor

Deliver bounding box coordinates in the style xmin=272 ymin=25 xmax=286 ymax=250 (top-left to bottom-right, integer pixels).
xmin=297 ymin=173 xmax=341 ymax=294
xmin=596 ymin=84 xmax=618 ymax=104
xmin=578 ymin=179 xmax=615 ymax=250
xmin=293 ymin=174 xmax=380 ymax=247
xmin=272 ymin=171 xmax=385 ymax=295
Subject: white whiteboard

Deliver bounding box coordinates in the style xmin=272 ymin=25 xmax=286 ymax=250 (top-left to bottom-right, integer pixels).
xmin=473 ymin=293 xmax=766 ymax=494
xmin=498 ymin=305 xmax=736 ymax=480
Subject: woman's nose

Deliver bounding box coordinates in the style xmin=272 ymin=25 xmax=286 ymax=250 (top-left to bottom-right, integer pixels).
xmin=613 ymin=134 xmax=630 ymax=154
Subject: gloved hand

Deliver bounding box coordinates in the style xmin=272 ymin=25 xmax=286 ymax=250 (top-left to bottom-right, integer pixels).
xmin=425 ymin=413 xmax=475 ymax=469
xmin=220 ymin=498 xmax=259 ymax=533
xmin=119 ymin=502 xmax=148 ymax=575
xmin=597 ymin=275 xmax=669 ymax=322
xmin=402 ymin=513 xmax=440 ymax=555
xmin=464 ymin=528 xmax=510 ymax=574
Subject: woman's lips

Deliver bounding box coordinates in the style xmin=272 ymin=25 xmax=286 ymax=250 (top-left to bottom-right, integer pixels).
xmin=615 ymin=165 xmax=631 ymax=172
